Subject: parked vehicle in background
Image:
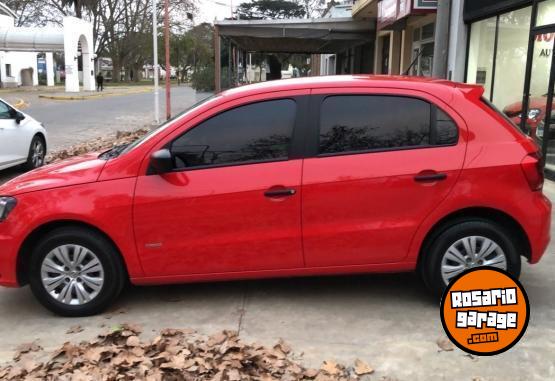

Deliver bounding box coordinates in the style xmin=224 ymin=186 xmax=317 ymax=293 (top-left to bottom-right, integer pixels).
xmin=0 ymin=76 xmax=550 ymax=316
xmin=503 ymin=95 xmax=555 ymax=140
xmin=0 ymin=99 xmax=47 ymax=171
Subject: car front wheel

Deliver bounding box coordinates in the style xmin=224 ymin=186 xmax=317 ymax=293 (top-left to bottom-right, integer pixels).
xmin=28 ymin=227 xmax=126 ymax=316
xmin=421 ymin=219 xmax=521 ymax=296
xmin=24 ymin=135 xmax=46 ymax=170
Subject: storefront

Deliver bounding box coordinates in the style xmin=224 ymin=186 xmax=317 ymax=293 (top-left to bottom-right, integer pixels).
xmin=464 ymin=0 xmax=555 ymax=172
xmin=362 ymin=0 xmax=437 ymax=76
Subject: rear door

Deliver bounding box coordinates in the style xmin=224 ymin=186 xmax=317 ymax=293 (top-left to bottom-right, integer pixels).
xmin=301 ymin=88 xmax=467 ymax=267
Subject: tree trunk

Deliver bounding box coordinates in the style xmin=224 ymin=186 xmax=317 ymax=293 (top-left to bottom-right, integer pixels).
xmin=133 ymin=64 xmax=142 ymax=82
xmin=75 ymin=0 xmax=82 ymax=18
xmin=112 ymin=59 xmax=122 ymax=83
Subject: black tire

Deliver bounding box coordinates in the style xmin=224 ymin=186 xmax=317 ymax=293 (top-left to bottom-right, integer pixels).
xmin=420 ymin=219 xmax=521 ymax=297
xmin=28 ymin=227 xmax=126 ymax=317
xmin=23 ymin=135 xmax=46 ymax=170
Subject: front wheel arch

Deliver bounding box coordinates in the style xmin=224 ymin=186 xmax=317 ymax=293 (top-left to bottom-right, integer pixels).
xmin=17 ymin=220 xmax=129 ymax=286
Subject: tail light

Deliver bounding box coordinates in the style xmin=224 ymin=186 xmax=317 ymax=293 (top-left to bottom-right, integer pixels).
xmin=521 ymin=151 xmax=544 ymax=191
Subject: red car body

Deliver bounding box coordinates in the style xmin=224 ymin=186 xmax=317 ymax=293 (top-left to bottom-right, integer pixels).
xmin=0 ymin=76 xmax=551 ymax=292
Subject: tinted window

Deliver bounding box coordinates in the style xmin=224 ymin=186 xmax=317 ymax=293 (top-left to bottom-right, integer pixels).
xmin=436 ymin=109 xmax=459 ymax=145
xmin=319 ymin=96 xmax=431 ymax=154
xmin=0 ymin=102 xmax=11 ymax=119
xmin=171 ymin=99 xmax=296 ymax=169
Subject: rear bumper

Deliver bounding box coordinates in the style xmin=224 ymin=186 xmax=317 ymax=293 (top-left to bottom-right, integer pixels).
xmin=528 ymin=192 xmax=552 ymax=264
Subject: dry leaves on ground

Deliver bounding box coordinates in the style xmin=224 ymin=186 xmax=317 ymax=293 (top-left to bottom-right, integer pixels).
xmin=436 ymin=336 xmax=455 ymax=352
xmin=0 ymin=326 xmax=376 ymax=381
xmin=45 ymin=128 xmax=151 ymax=163
xmin=65 ymin=325 xmax=84 ymax=334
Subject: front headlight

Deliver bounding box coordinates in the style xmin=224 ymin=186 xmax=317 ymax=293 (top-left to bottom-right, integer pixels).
xmin=0 ymin=197 xmax=17 ymax=222
xmin=528 ymin=109 xmax=542 ymax=120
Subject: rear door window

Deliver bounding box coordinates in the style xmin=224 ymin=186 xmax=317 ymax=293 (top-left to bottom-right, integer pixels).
xmin=319 ymin=95 xmax=431 ymax=154
xmin=318 ymin=95 xmax=459 ymax=155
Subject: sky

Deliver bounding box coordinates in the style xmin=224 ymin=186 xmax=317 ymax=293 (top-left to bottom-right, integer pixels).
xmin=197 ymin=0 xmax=244 ymax=24
xmin=195 ymin=0 xmax=333 ymax=24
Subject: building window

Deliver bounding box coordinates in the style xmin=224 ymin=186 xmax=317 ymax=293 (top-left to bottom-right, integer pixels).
xmin=5 ymin=64 xmax=11 ymax=77
xmin=467 ymin=16 xmax=496 ymax=100
xmin=410 ymin=23 xmax=435 ymax=77
xmin=493 ymin=7 xmax=532 ymax=111
xmin=466 ymin=7 xmax=532 ymax=113
xmin=537 ymin=0 xmax=555 ymax=26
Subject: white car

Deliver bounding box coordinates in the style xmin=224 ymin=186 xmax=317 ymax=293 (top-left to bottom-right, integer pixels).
xmin=0 ymin=98 xmax=47 ymax=171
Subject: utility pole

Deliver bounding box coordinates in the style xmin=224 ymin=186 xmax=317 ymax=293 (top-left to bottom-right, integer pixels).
xmin=152 ymin=0 xmax=160 ymax=124
xmin=164 ymin=0 xmax=171 ymax=120
xmin=432 ymin=0 xmax=451 ymax=79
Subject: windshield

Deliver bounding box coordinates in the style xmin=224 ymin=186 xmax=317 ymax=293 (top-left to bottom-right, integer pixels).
xmin=119 ymin=94 xmax=218 ymax=155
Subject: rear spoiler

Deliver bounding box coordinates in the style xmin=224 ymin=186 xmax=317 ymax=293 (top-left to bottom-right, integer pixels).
xmin=454 ymin=83 xmax=485 ymax=100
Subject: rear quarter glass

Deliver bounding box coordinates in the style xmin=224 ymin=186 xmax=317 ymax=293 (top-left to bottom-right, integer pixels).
xmin=481 ymin=97 xmax=527 ymax=137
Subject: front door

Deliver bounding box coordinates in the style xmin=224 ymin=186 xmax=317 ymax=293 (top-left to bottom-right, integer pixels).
xmin=133 ymin=97 xmax=305 ymax=277
xmin=0 ymin=101 xmax=27 ymax=167
xmin=301 ymin=90 xmax=466 ymax=267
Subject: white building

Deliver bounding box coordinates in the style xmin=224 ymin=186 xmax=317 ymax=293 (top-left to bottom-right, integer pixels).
xmin=0 ymin=2 xmax=95 ymax=92
xmin=0 ymin=4 xmax=39 ymax=87
xmin=319 ymin=1 xmax=354 ymax=76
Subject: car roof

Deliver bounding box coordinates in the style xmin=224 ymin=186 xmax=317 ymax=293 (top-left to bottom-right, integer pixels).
xmin=219 ymin=75 xmax=484 ymax=101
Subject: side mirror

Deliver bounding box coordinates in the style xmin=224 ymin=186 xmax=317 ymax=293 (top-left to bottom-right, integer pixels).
xmin=149 ymin=149 xmax=173 ymax=174
xmin=10 ymin=108 xmax=25 ymax=124
xmin=15 ymin=111 xmax=25 ymax=124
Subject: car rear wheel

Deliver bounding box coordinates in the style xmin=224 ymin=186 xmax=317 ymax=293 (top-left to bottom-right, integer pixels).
xmin=28 ymin=227 xmax=126 ymax=316
xmin=24 ymin=135 xmax=46 ymax=170
xmin=421 ymin=219 xmax=521 ymax=296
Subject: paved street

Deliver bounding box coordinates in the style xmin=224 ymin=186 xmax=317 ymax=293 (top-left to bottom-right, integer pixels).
xmin=0 ymin=174 xmax=554 ymax=380
xmin=0 ymin=86 xmax=211 ymax=184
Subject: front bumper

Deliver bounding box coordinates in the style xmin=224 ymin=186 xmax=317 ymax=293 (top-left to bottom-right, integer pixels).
xmin=0 ymin=230 xmax=20 ymax=287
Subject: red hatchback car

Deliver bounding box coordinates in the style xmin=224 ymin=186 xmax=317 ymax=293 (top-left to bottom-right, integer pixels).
xmin=0 ymin=76 xmax=551 ymax=316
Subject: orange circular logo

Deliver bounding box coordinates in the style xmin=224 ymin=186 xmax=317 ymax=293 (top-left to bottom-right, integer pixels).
xmin=440 ymin=268 xmax=529 ymax=356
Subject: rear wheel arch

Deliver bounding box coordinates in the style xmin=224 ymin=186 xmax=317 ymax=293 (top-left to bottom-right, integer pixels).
xmin=417 ymin=207 xmax=531 ymax=272
xmin=17 ymin=220 xmax=129 ymax=286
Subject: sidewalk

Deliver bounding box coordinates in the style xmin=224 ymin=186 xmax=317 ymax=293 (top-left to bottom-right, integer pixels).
xmin=38 ymin=85 xmax=153 ymax=100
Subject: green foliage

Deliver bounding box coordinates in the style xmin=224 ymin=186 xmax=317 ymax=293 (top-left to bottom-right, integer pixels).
xmin=191 ymin=64 xmax=215 ymax=92
xmin=237 ymin=0 xmax=306 ymax=20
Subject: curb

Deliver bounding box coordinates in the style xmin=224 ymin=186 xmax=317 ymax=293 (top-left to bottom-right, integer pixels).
xmin=38 ymin=88 xmax=153 ymax=101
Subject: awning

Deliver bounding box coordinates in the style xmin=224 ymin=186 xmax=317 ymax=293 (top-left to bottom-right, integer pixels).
xmin=214 ymin=17 xmax=375 ymax=54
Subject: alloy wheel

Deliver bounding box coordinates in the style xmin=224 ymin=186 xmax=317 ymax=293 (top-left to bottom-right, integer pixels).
xmin=31 ymin=139 xmax=45 ymax=168
xmin=440 ymin=235 xmax=507 ymax=285
xmin=40 ymin=244 xmax=105 ymax=305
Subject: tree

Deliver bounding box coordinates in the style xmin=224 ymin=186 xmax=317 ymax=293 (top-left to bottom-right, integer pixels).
xmin=295 ymin=0 xmax=326 ymax=18
xmin=170 ymin=23 xmax=213 ymax=83
xmin=236 ymin=0 xmax=305 ymax=20
xmin=4 ymin=0 xmax=68 ymax=26
xmin=86 ymin=0 xmax=195 ymax=82
xmin=62 ymin=0 xmax=85 ymax=19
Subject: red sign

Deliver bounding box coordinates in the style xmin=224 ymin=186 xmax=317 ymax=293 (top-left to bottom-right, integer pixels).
xmin=377 ymin=0 xmax=398 ymax=30
xmin=377 ymin=0 xmax=437 ymax=30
